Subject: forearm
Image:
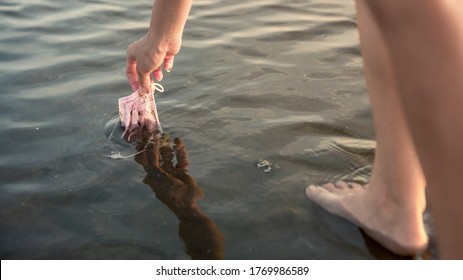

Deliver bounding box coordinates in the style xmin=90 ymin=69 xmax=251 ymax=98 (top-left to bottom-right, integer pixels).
xmin=147 ymin=0 xmax=192 ymax=49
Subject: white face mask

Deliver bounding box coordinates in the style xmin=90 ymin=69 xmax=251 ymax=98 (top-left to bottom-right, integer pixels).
xmin=118 ymin=83 xmax=164 ymax=140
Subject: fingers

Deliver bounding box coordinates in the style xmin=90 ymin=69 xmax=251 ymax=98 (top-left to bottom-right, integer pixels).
xmin=164 ymin=55 xmax=174 ymax=72
xmin=137 ymin=70 xmax=151 ymax=96
xmin=158 ymin=136 xmax=189 ymax=175
xmin=126 ymin=52 xmax=139 ymax=92
xmin=127 ymin=44 xmax=151 ymax=95
xmin=153 ymin=54 xmax=176 ymax=81
xmin=135 ymin=61 xmax=169 ymax=95
xmin=173 ymin=138 xmax=189 ymax=170
xmin=134 ymin=138 xmax=160 ymax=171
xmin=160 ymin=136 xmax=175 ymax=174
xmin=152 ymin=66 xmax=164 ymax=82
xmin=154 ymin=55 xmax=175 ymax=80
xmin=145 ymin=138 xmax=161 ymax=169
xmin=134 ymin=144 xmax=148 ymax=166
xmin=126 ymin=39 xmax=176 ymax=94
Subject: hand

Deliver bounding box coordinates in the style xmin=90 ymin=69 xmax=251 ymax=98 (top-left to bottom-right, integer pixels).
xmin=126 ymin=0 xmax=192 ymax=96
xmin=126 ymin=33 xmax=179 ymax=95
xmin=135 ymin=136 xmax=204 ymax=211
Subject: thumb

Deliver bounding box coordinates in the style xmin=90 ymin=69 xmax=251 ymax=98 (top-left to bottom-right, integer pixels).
xmin=137 ymin=70 xmax=151 ymax=96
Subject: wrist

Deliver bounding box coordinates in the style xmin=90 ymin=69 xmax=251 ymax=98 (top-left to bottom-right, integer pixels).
xmin=144 ymin=30 xmax=181 ymax=56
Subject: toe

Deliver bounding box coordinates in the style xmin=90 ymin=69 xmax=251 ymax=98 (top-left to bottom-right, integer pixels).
xmin=321 ymin=183 xmax=337 ymax=192
xmin=305 ymin=185 xmax=318 ymax=196
xmin=305 ymin=185 xmax=329 ymax=198
xmin=349 ymin=182 xmax=363 ymax=190
xmin=335 ymin=181 xmax=349 ymax=189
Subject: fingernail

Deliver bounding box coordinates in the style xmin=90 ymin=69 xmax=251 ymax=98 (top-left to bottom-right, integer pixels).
xmin=154 ymin=72 xmax=163 ymax=81
xmin=165 ymin=57 xmax=174 ymax=72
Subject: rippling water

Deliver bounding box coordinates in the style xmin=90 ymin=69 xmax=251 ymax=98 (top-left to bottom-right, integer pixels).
xmin=0 ymin=0 xmax=436 ymax=259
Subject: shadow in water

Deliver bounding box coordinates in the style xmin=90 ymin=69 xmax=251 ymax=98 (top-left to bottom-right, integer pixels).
xmin=360 ymin=229 xmax=433 ymax=260
xmin=132 ymin=132 xmax=224 ymax=260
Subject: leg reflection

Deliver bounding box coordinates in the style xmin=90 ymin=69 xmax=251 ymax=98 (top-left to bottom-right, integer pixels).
xmin=134 ymin=134 xmax=224 ymax=260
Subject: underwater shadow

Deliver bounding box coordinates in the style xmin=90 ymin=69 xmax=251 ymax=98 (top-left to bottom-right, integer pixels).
xmin=133 ymin=132 xmax=224 ymax=260
xmin=360 ymin=229 xmax=433 ymax=260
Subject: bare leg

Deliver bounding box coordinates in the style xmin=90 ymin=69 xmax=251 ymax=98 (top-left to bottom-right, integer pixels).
xmin=306 ymin=0 xmax=428 ymax=255
xmin=364 ymin=0 xmax=463 ymax=259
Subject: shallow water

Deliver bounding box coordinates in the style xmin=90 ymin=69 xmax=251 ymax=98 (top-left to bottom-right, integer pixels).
xmin=0 ymin=0 xmax=436 ymax=259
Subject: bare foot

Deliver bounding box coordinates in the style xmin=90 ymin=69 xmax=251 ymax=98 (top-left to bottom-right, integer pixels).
xmin=305 ymin=181 xmax=429 ymax=256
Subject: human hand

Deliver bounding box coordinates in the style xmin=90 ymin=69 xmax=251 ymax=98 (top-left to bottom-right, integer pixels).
xmin=126 ymin=33 xmax=180 ymax=96
xmin=126 ymin=0 xmax=192 ymax=96
xmin=134 ymin=136 xmax=204 ymax=211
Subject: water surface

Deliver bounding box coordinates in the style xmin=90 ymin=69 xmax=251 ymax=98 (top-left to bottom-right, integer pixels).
xmin=0 ymin=0 xmax=436 ymax=259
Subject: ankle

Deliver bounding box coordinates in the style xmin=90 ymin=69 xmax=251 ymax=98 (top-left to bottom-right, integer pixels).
xmin=367 ymin=176 xmax=426 ymax=214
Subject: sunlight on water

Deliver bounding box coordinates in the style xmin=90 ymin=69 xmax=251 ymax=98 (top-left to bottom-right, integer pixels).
xmin=0 ymin=0 xmax=437 ymax=260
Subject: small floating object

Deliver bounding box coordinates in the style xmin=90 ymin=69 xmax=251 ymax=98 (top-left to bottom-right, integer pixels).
xmin=106 ymin=141 xmax=153 ymax=159
xmin=257 ymin=159 xmax=272 ymax=173
xmin=106 ymin=150 xmax=145 ymax=159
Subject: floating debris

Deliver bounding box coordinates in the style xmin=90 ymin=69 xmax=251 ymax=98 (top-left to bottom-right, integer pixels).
xmin=257 ymin=159 xmax=272 ymax=173
xmin=106 ymin=141 xmax=153 ymax=159
xmin=106 ymin=151 xmax=144 ymax=159
xmin=118 ymin=82 xmax=164 ymax=141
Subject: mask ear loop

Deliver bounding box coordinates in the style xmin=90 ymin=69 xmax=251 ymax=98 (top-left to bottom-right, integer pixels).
xmin=151 ymin=82 xmax=164 ymax=133
xmin=106 ymin=139 xmax=154 ymax=159
xmin=108 ymin=115 xmax=120 ymax=141
xmin=153 ymin=83 xmax=164 ymax=94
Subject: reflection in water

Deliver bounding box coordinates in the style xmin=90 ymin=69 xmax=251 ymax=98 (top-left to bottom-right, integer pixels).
xmin=2 ymin=0 xmax=431 ymax=259
xmin=132 ymin=132 xmax=224 ymax=260
xmin=360 ymin=229 xmax=433 ymax=260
